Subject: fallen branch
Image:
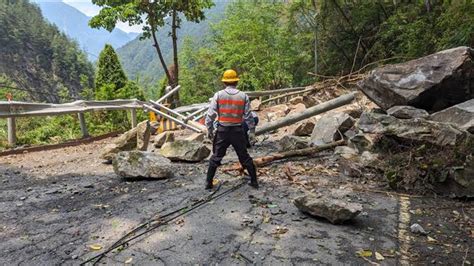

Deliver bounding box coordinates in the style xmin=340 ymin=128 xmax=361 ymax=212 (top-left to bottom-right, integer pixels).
xmin=221 ymin=140 xmax=346 ymax=172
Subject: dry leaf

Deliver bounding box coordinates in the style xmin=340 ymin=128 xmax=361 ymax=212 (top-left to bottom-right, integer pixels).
xmin=427 ymin=236 xmax=437 ymax=243
xmin=89 ymin=244 xmax=102 ymax=251
xmin=375 ymin=252 xmax=384 ymax=261
xmin=356 ymin=250 xmax=373 ymax=257
xmin=125 ymin=257 xmax=133 ymax=264
xmin=212 ymin=179 xmax=220 ymax=186
xmin=263 ymin=216 xmax=270 ymax=223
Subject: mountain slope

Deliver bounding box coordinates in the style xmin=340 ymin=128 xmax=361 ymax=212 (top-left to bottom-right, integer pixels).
xmin=34 ymin=0 xmax=136 ymax=60
xmin=117 ymin=1 xmax=228 ymax=86
xmin=0 ymin=0 xmax=94 ymax=103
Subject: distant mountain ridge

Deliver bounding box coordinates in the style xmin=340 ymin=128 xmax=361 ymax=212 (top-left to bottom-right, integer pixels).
xmin=33 ymin=0 xmax=137 ymax=60
xmin=116 ymin=1 xmax=228 ymax=86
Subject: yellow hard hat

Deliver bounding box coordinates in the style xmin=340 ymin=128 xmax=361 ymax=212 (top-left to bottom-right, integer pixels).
xmin=221 ymin=69 xmax=240 ymax=82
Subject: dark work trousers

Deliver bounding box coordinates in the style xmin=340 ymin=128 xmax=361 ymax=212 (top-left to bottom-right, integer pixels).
xmin=209 ymin=126 xmax=254 ymax=169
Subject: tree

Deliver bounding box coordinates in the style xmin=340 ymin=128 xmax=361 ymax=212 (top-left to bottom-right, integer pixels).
xmin=95 ymin=44 xmax=127 ymax=92
xmin=95 ymin=44 xmax=144 ymax=101
xmin=89 ymin=0 xmax=213 ymax=92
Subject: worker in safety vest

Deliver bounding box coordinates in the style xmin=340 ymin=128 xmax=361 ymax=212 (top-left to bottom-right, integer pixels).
xmin=205 ymin=69 xmax=258 ymax=190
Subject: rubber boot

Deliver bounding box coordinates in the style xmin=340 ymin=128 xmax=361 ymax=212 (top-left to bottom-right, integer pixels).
xmin=245 ymin=162 xmax=259 ymax=189
xmin=206 ymin=164 xmax=217 ymax=190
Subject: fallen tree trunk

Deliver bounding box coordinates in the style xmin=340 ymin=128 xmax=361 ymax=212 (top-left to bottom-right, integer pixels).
xmin=256 ymin=92 xmax=357 ymax=135
xmin=221 ymin=140 xmax=346 ymax=172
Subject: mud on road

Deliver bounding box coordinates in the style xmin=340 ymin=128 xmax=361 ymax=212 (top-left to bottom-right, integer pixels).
xmin=0 ymin=138 xmax=472 ymax=265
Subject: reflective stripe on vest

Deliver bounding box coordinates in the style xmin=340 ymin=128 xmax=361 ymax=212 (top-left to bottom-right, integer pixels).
xmin=217 ymin=90 xmax=246 ymax=125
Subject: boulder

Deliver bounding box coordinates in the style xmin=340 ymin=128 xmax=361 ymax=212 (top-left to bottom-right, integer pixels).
xmin=154 ymin=132 xmax=175 ymax=148
xmin=136 ymin=121 xmax=151 ymax=151
xmin=430 ymin=99 xmax=474 ymax=133
xmin=278 ymin=135 xmax=309 ymax=151
xmin=387 ymin=106 xmax=429 ymax=119
xmin=160 ymin=140 xmax=211 ymax=162
xmin=264 ymin=104 xmax=290 ymax=122
xmin=250 ymin=99 xmax=262 ymax=111
xmin=347 ymin=132 xmax=379 ymax=153
xmin=357 ymin=112 xmax=469 ymax=146
xmin=294 ymin=193 xmax=363 ymax=224
xmin=359 ymin=46 xmax=474 ymax=112
xmin=293 ymin=121 xmax=315 ymax=136
xmin=113 ymin=151 xmax=174 ymax=179
xmin=101 ymin=127 xmax=138 ymax=161
xmin=185 ymin=133 xmax=205 ymax=142
xmin=289 ymin=96 xmax=316 ymax=108
xmin=310 ymin=112 xmax=354 ymax=146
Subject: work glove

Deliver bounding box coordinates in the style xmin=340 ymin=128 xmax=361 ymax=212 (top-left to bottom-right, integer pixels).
xmin=207 ymin=129 xmax=214 ymax=140
xmin=248 ymin=132 xmax=256 ymax=146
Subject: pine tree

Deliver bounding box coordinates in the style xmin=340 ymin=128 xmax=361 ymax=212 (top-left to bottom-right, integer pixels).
xmin=95 ymin=44 xmax=127 ymax=99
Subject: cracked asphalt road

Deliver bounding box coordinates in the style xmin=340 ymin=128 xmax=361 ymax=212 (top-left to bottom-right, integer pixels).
xmin=1 ymin=137 xmax=471 ymax=265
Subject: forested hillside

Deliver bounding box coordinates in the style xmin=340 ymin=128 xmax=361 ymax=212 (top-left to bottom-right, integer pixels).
xmin=34 ymin=0 xmax=137 ymax=60
xmin=116 ymin=1 xmax=228 ymax=87
xmin=0 ymin=0 xmax=94 ymax=103
xmin=177 ymin=1 xmax=474 ymax=104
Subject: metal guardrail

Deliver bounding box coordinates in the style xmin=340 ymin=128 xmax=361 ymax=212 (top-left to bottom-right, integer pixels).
xmin=0 ymin=86 xmax=311 ymax=147
xmin=0 ymin=99 xmax=145 ymax=147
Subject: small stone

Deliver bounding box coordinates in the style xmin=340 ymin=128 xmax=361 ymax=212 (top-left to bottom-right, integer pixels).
xmin=71 ymin=255 xmax=78 ymax=260
xmin=410 ymin=223 xmax=428 ymax=235
xmin=20 ymin=197 xmax=26 ymax=201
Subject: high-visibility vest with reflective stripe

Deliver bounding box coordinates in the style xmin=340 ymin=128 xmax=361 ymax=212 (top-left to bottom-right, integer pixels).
xmin=216 ymin=89 xmax=246 ymax=126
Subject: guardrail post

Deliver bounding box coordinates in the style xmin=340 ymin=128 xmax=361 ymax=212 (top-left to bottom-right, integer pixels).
xmin=130 ymin=109 xmax=137 ymax=128
xmin=77 ymin=113 xmax=89 ymax=138
xmin=7 ymin=117 xmax=16 ymax=147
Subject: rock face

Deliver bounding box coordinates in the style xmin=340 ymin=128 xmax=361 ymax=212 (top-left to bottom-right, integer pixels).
xmin=387 ymin=106 xmax=429 ymax=119
xmin=294 ymin=194 xmax=363 ymax=224
xmin=113 ymin=151 xmax=174 ymax=179
xmin=310 ymin=112 xmax=354 ymax=146
xmin=154 ymin=132 xmax=175 ymax=148
xmin=357 ymin=112 xmax=468 ymax=146
xmin=278 ymin=135 xmax=309 ymax=151
xmin=430 ymin=99 xmax=474 ymax=133
xmin=101 ymin=127 xmax=138 ymax=161
xmin=293 ymin=121 xmax=315 ymax=136
xmin=359 ymin=46 xmax=474 ymax=112
xmin=160 ymin=140 xmax=211 ymax=162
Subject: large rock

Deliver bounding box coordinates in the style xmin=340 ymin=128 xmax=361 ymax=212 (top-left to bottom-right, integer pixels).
xmin=113 ymin=151 xmax=174 ymax=179
xmin=185 ymin=133 xmax=205 ymax=142
xmin=387 ymin=106 xmax=429 ymax=119
xmin=293 ymin=121 xmax=315 ymax=136
xmin=289 ymin=96 xmax=316 ymax=108
xmin=136 ymin=121 xmax=151 ymax=151
xmin=154 ymin=131 xmax=175 ymax=148
xmin=250 ymin=99 xmax=262 ymax=111
xmin=278 ymin=135 xmax=309 ymax=151
xmin=160 ymin=140 xmax=211 ymax=162
xmin=101 ymin=127 xmax=138 ymax=161
xmin=310 ymin=112 xmax=354 ymax=146
xmin=430 ymin=99 xmax=474 ymax=133
xmin=357 ymin=112 xmax=469 ymax=146
xmin=359 ymin=46 xmax=474 ymax=112
xmin=294 ymin=194 xmax=363 ymax=224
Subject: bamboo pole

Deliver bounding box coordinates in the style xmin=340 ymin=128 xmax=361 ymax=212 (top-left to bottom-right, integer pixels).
xmin=256 ymin=92 xmax=357 ymax=136
xmin=185 ymin=106 xmax=208 ymax=122
xmin=222 ymin=140 xmax=346 ymax=172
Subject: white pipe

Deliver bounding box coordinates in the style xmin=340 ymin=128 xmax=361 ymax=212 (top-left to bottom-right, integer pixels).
xmin=156 ymin=85 xmax=181 ymax=104
xmin=143 ymin=104 xmax=202 ymax=133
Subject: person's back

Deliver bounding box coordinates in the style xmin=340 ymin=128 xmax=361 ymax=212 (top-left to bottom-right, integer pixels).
xmin=205 ymin=69 xmax=258 ymax=189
